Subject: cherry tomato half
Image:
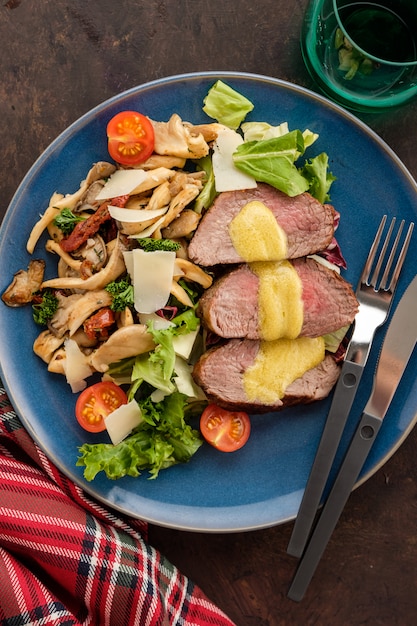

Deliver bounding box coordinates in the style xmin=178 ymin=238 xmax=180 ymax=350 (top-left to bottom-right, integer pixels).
xmin=106 ymin=111 xmax=155 ymax=165
xmin=200 ymin=404 xmax=251 ymax=452
xmin=75 ymin=381 xmax=128 ymax=433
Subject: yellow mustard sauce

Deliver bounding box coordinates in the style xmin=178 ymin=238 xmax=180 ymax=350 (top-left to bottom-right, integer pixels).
xmin=243 ymin=337 xmax=325 ymax=403
xmin=229 ymin=200 xmax=288 ymax=261
xmin=250 ymin=260 xmax=303 ymax=340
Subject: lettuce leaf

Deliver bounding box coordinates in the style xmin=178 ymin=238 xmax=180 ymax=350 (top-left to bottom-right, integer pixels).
xmin=77 ymin=392 xmax=203 ymax=480
xmin=241 ymin=121 xmax=290 ymax=142
xmin=301 ymin=152 xmax=337 ymax=204
xmin=323 ymin=325 xmax=350 ymax=353
xmin=232 ymin=130 xmax=310 ymax=197
xmin=203 ymin=80 xmax=254 ymax=130
xmin=130 ymin=325 xmax=176 ymax=396
xmin=232 ymin=130 xmax=335 ymax=200
xmin=127 ymin=309 xmax=200 ymax=399
xmin=171 ymin=306 xmax=200 ymax=333
xmin=194 ymin=155 xmax=217 ymax=214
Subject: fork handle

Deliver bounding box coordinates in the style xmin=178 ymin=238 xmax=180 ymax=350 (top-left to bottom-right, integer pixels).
xmin=287 ymin=411 xmax=382 ymax=602
xmin=287 ymin=360 xmax=364 ymax=558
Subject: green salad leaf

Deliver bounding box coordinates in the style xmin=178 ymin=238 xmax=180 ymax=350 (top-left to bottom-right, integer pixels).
xmin=301 ymin=152 xmax=337 ymax=204
xmin=171 ymin=307 xmax=200 ymax=332
xmin=323 ymin=324 xmax=350 ymax=353
xmin=203 ymin=80 xmax=254 ymax=130
xmin=194 ymin=155 xmax=217 ymax=214
xmin=131 ymin=324 xmax=177 ymax=396
xmin=232 ymin=130 xmax=310 ymax=197
xmin=77 ymin=392 xmax=202 ymax=480
xmin=241 ymin=121 xmax=290 ymax=142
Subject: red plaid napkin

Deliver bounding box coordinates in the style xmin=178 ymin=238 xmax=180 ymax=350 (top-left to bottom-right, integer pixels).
xmin=0 ymin=385 xmax=236 ymax=625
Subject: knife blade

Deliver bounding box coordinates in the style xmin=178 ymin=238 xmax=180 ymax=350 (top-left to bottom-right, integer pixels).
xmin=287 ymin=273 xmax=417 ymax=602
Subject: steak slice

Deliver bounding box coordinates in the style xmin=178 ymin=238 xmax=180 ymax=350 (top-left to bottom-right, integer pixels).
xmin=197 ymin=257 xmax=358 ymax=339
xmin=188 ymin=184 xmax=335 ymax=266
xmin=192 ymin=339 xmax=340 ymax=413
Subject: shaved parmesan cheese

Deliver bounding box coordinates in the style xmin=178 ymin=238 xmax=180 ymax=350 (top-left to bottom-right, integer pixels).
xmin=104 ymin=399 xmax=143 ymax=445
xmin=172 ymin=327 xmax=200 ymax=360
xmin=108 ymin=205 xmax=168 ymax=223
xmin=63 ymin=339 xmax=92 ymax=393
xmin=131 ymin=249 xmax=175 ymax=313
xmin=212 ymin=128 xmax=257 ymax=192
xmin=95 ymin=169 xmax=148 ymax=200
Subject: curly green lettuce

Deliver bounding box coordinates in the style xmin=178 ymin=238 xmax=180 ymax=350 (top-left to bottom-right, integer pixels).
xmin=77 ymin=392 xmax=202 ymax=480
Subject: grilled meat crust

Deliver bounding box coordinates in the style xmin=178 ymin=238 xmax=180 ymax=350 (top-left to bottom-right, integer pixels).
xmin=188 ymin=184 xmax=335 ymax=266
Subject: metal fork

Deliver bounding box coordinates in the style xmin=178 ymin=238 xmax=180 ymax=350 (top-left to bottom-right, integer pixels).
xmin=287 ymin=215 xmax=414 ymax=558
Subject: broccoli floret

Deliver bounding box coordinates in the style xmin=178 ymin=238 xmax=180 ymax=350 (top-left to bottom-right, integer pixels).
xmin=105 ymin=276 xmax=135 ymax=312
xmin=53 ymin=208 xmax=86 ymax=235
xmin=32 ymin=289 xmax=59 ymax=325
xmin=136 ymin=237 xmax=181 ymax=252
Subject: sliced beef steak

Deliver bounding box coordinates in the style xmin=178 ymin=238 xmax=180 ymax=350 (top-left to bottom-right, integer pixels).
xmin=188 ymin=184 xmax=335 ymax=266
xmin=192 ymin=339 xmax=340 ymax=413
xmin=197 ymin=257 xmax=358 ymax=339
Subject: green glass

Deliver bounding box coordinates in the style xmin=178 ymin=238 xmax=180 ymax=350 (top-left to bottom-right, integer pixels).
xmin=301 ymin=0 xmax=417 ymax=111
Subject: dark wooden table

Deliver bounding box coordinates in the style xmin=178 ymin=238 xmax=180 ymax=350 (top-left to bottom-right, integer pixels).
xmin=1 ymin=1 xmax=417 ymax=624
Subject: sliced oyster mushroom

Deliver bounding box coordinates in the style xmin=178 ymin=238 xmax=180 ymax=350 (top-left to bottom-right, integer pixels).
xmin=46 ymin=240 xmax=83 ymax=272
xmin=49 ymin=289 xmax=113 ymax=337
xmin=89 ymin=324 xmax=155 ymax=372
xmin=26 ymin=193 xmax=64 ymax=254
xmin=162 ymin=209 xmax=201 ymax=239
xmin=78 ymin=180 xmax=109 ymax=209
xmin=47 ymin=348 xmax=66 ymax=374
xmin=174 ymin=258 xmax=213 ymax=288
xmin=170 ymin=280 xmax=194 ymax=308
xmin=128 ymin=167 xmax=175 ymax=195
xmin=140 ymin=154 xmax=186 ymax=170
xmin=117 ymin=307 xmax=135 ymax=328
xmin=184 ymin=122 xmax=224 ymax=143
xmin=26 ymin=161 xmax=116 ymax=254
xmin=160 ymin=185 xmax=200 ymax=229
xmin=2 ymin=259 xmax=45 ymax=307
xmin=33 ymin=329 xmax=65 ymax=363
xmin=71 ymin=327 xmax=98 ymax=348
xmin=41 ymin=237 xmax=126 ymax=291
xmin=151 ymin=114 xmax=210 ymax=159
xmin=72 ymin=235 xmax=108 ymax=271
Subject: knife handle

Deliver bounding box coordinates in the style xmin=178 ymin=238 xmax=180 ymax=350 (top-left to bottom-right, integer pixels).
xmin=287 ymin=360 xmax=364 ymax=558
xmin=287 ymin=411 xmax=382 ymax=602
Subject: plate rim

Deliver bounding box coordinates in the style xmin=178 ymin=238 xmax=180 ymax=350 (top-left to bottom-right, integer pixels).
xmin=1 ymin=70 xmax=417 ymax=532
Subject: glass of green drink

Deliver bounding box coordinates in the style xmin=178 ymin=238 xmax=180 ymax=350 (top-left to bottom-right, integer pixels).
xmin=301 ymin=0 xmax=417 ymax=111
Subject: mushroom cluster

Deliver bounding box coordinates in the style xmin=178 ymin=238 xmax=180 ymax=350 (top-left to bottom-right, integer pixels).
xmin=2 ymin=114 xmax=221 ymax=391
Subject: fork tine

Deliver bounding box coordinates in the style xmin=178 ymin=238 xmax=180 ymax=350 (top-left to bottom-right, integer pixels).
xmin=377 ymin=219 xmax=404 ymax=289
xmin=362 ymin=216 xmax=414 ymax=292
xmin=382 ymin=221 xmax=414 ymax=290
xmin=360 ymin=214 xmax=387 ymax=285
xmin=369 ymin=216 xmax=396 ymax=287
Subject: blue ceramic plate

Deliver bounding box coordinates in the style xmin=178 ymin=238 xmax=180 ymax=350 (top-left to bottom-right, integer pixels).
xmin=1 ymin=72 xmax=417 ymax=532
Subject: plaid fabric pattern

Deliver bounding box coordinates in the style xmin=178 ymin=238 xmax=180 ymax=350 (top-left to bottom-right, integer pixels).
xmin=0 ymin=386 xmax=236 ymax=626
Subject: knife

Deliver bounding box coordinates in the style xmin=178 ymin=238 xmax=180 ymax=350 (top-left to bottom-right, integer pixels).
xmin=287 ymin=273 xmax=417 ymax=602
